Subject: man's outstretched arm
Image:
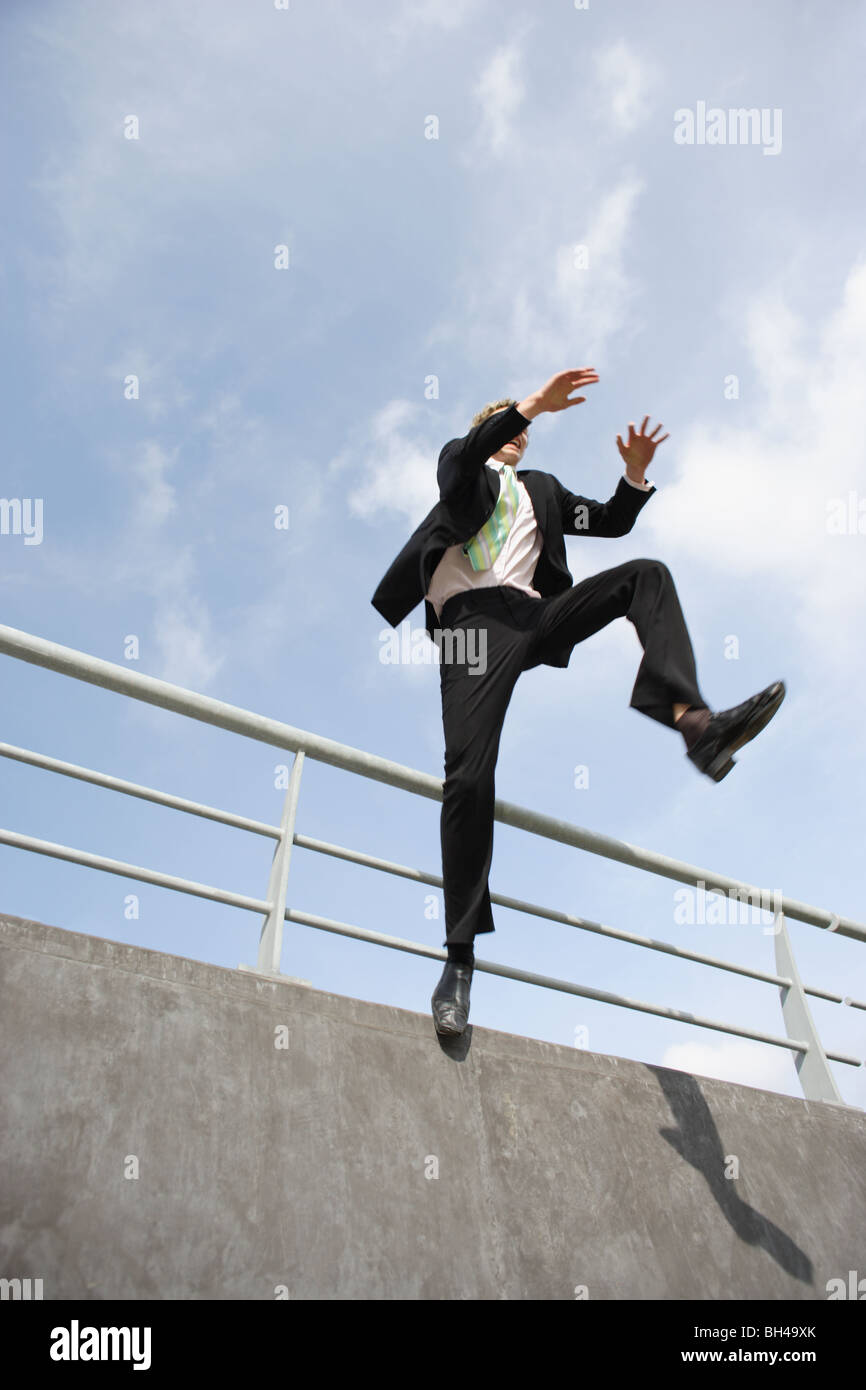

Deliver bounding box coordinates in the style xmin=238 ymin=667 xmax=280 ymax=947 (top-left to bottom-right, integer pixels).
xmin=560 ymin=415 xmax=669 ymax=537
xmin=437 ymin=367 xmax=600 ymax=502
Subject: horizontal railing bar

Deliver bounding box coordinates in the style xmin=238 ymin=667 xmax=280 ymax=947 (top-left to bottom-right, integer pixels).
xmin=291 ymin=833 xmax=793 ymax=989
xmin=494 ymin=802 xmax=866 ymax=945
xmin=0 ymin=828 xmax=270 ymax=914
xmin=281 ymin=908 xmax=863 ymax=1067
xmin=0 ymin=742 xmax=281 ymax=839
xmin=292 ymin=833 xmax=866 ymax=1008
xmin=806 ymin=985 xmax=866 ymax=1007
xmin=802 ymin=985 xmax=844 ymax=1004
xmin=2 ymin=735 xmax=860 ymax=1009
xmin=1 ymin=623 xmax=863 ymax=943
xmin=2 ymin=824 xmax=860 ymax=1069
xmin=806 ymin=1048 xmax=858 ymax=1067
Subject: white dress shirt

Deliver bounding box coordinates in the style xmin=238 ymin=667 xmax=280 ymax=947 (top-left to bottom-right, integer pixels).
xmin=426 ymin=465 xmax=653 ymax=620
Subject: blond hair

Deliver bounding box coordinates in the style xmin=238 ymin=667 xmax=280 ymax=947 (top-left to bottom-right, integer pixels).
xmin=470 ymin=397 xmax=521 ymax=429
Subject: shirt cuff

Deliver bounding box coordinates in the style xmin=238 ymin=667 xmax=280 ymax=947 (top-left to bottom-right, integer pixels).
xmin=622 ymin=472 xmax=654 ymax=492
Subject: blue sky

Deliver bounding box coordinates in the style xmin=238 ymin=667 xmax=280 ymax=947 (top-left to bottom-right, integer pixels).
xmin=2 ymin=0 xmax=865 ymax=1108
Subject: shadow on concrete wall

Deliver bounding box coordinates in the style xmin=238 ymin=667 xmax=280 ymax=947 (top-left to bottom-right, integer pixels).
xmin=646 ymin=1063 xmax=813 ymax=1285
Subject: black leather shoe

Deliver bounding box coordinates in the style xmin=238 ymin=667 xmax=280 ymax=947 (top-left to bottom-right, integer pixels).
xmin=431 ymin=961 xmax=474 ymax=1036
xmin=688 ymin=680 xmax=786 ymax=782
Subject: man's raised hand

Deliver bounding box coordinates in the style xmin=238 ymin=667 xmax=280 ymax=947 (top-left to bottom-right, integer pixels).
xmin=517 ymin=368 xmax=599 ymax=421
xmin=616 ymin=417 xmax=670 ymax=482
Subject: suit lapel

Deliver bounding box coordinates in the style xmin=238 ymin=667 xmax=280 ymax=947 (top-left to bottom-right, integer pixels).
xmin=483 ymin=463 xmax=499 ymax=508
xmin=517 ymin=470 xmax=548 ymax=540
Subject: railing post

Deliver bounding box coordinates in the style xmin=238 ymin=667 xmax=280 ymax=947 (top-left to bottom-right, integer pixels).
xmin=773 ymin=909 xmax=844 ymax=1104
xmin=256 ymin=751 xmax=305 ymax=975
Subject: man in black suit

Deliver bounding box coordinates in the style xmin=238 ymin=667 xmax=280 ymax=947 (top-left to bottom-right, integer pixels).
xmin=371 ymin=368 xmax=784 ymax=1036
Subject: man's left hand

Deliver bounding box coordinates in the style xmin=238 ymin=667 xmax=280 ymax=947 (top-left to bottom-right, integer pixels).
xmin=616 ymin=416 xmax=670 ymax=483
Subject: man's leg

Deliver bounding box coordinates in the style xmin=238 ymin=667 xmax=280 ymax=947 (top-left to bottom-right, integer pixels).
xmin=527 ymin=558 xmax=785 ymax=780
xmin=431 ymin=590 xmax=531 ymax=1034
xmin=438 ymin=593 xmax=530 ymax=947
xmin=528 ymin=557 xmax=708 ymax=727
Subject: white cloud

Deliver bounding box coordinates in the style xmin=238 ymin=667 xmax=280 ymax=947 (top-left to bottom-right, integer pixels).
xmin=387 ymin=0 xmax=485 ymax=38
xmin=31 ymin=428 xmax=230 ymax=692
xmin=104 ymin=351 xmax=193 ymax=423
xmin=109 ymin=541 xmax=228 ymax=693
xmin=594 ymin=40 xmax=657 ymax=134
xmin=474 ymin=41 xmax=527 ymax=159
xmin=150 ymin=594 xmax=226 ymax=690
xmin=23 ymin=3 xmax=354 ymax=309
xmin=641 ymin=257 xmax=866 ymax=680
xmin=426 ymin=173 xmax=645 ymax=382
xmin=336 ymin=398 xmax=439 ymax=526
xmin=661 ymin=1039 xmax=798 ymax=1095
xmin=128 ymin=441 xmax=178 ymax=527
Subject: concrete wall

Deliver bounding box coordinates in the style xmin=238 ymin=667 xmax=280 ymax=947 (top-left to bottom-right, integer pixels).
xmin=1 ymin=912 xmax=864 ymax=1301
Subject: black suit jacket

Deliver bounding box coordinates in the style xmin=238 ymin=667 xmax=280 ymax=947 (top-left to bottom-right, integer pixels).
xmin=370 ymin=402 xmax=656 ymax=669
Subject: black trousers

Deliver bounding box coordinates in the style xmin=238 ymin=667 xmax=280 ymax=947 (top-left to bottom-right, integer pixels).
xmin=436 ymin=558 xmax=709 ymax=947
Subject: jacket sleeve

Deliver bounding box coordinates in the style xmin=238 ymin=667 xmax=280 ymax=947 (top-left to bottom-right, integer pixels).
xmin=437 ymin=403 xmax=532 ymax=503
xmin=557 ymin=473 xmax=656 ymax=537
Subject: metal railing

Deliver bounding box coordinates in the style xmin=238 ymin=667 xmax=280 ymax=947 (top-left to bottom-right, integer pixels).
xmin=1 ymin=621 xmax=864 ymax=1107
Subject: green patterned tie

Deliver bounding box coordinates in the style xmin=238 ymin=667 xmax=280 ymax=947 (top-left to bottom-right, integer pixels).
xmin=462 ymin=465 xmax=521 ymax=572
